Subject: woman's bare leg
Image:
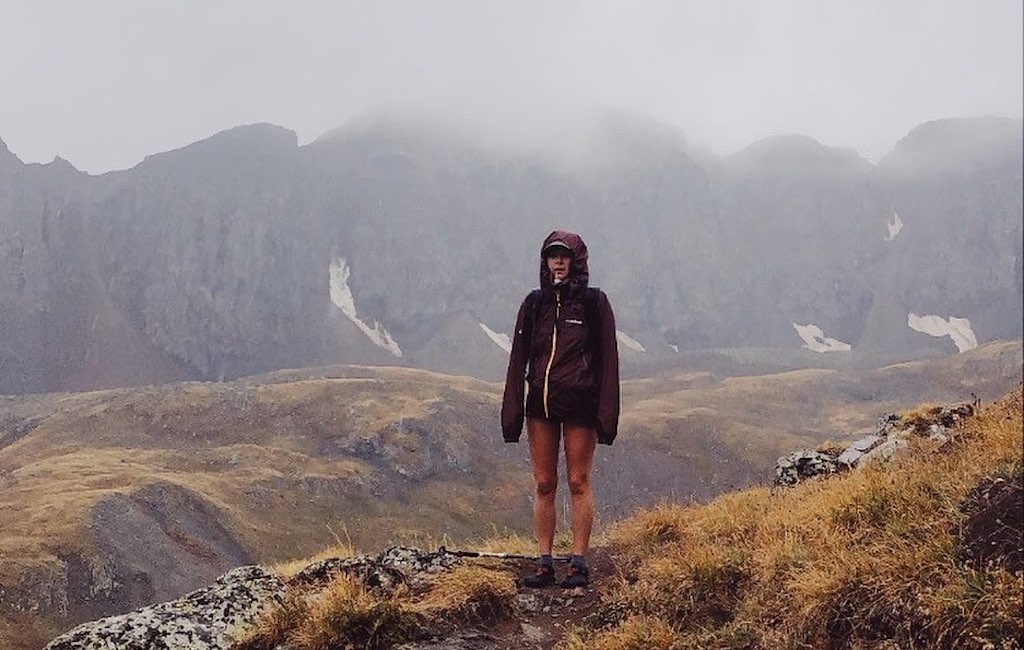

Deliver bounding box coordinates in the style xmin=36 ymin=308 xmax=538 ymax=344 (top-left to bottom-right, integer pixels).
xmin=527 ymin=417 xmax=561 ymax=555
xmin=563 ymin=423 xmax=598 ymax=556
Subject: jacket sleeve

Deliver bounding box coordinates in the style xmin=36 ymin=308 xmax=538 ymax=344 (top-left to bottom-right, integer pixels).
xmin=595 ymin=291 xmax=620 ymax=445
xmin=501 ymin=297 xmax=531 ymax=442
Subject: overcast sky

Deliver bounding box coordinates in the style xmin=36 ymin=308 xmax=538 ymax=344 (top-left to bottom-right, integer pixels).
xmin=1 ymin=0 xmax=1021 ymax=174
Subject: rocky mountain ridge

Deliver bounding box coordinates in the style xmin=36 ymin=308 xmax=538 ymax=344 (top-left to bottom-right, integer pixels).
xmin=0 ymin=115 xmax=1021 ymax=394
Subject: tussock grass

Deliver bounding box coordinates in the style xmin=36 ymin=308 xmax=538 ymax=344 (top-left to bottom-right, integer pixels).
xmin=464 ymin=528 xmax=582 ymax=555
xmin=272 ymin=542 xmax=359 ymax=578
xmin=289 ymin=575 xmax=416 ymax=650
xmin=233 ymin=574 xmax=420 ymax=650
xmin=236 ymin=559 xmax=517 ymax=649
xmin=410 ymin=564 xmax=517 ymax=624
xmin=558 ymin=614 xmax=679 ymax=650
xmin=234 ymin=564 xmax=518 ymax=650
xmin=470 ymin=531 xmax=537 ymax=554
xmin=588 ymin=388 xmax=1024 ymax=649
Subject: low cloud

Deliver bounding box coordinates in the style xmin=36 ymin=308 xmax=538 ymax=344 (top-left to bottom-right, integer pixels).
xmin=0 ymin=1 xmax=1020 ymax=173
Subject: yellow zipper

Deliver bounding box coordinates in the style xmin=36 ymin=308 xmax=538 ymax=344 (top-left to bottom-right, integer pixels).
xmin=542 ymin=290 xmax=560 ymax=418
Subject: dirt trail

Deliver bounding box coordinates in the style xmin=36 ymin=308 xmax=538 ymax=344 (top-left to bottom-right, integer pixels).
xmin=505 ymin=547 xmax=617 ymax=648
xmin=430 ymin=548 xmax=619 ymax=650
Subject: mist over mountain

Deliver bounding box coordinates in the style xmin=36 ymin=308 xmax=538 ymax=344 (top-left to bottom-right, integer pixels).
xmin=0 ymin=114 xmax=1020 ymax=394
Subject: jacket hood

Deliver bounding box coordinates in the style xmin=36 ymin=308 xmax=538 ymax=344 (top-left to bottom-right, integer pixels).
xmin=540 ymin=230 xmax=589 ymax=291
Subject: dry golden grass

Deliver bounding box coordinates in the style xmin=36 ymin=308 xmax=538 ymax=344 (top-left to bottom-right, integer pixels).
xmin=593 ymin=388 xmax=1024 ymax=650
xmin=289 ymin=575 xmax=416 ymax=650
xmin=558 ymin=614 xmax=679 ymax=650
xmin=464 ymin=531 xmax=537 ymax=555
xmin=234 ymin=563 xmax=516 ymax=650
xmin=410 ymin=564 xmax=517 ymax=623
xmin=272 ymin=542 xmax=359 ymax=578
xmin=233 ymin=574 xmax=420 ymax=650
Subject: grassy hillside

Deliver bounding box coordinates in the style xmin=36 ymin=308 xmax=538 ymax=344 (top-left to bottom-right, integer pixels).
xmin=573 ymin=387 xmax=1022 ymax=649
xmin=1 ymin=342 xmax=1020 ymax=649
xmin=233 ymin=386 xmax=1022 ymax=650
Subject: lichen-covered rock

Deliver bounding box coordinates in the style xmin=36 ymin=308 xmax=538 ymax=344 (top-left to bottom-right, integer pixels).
xmin=290 ymin=546 xmax=462 ymax=593
xmin=43 ymin=565 xmax=284 ymax=650
xmin=776 ymin=402 xmax=977 ymax=486
xmin=859 ymin=437 xmax=910 ymax=466
xmin=774 ymin=450 xmax=839 ymax=487
xmin=876 ymin=413 xmax=902 ymax=435
xmin=904 ymin=403 xmax=975 ymax=434
xmin=836 ymin=435 xmax=884 ymax=467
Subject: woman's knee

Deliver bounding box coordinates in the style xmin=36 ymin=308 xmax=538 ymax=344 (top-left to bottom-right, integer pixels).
xmin=567 ymin=474 xmax=591 ymax=497
xmin=535 ymin=477 xmax=557 ymax=498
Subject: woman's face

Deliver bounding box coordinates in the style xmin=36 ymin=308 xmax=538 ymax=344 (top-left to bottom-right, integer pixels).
xmin=546 ymin=251 xmax=572 ymax=283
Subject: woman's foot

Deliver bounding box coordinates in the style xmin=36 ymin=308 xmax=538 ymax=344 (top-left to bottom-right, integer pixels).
xmin=523 ymin=563 xmax=556 ymax=588
xmin=560 ymin=562 xmax=589 ymax=588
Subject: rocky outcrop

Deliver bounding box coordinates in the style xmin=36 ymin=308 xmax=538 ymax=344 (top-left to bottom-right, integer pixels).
xmin=775 ymin=403 xmax=976 ymax=486
xmin=773 ymin=450 xmax=840 ymax=487
xmin=43 ymin=566 xmax=284 ymax=650
xmin=868 ymin=117 xmax=1024 ymax=351
xmin=41 ymin=544 xmax=612 ymax=650
xmin=290 ymin=546 xmax=463 ymax=593
xmin=41 ymin=547 xmax=467 ymax=650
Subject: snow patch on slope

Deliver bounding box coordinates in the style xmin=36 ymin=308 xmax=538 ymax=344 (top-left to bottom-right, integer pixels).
xmin=907 ymin=313 xmax=978 ymax=353
xmin=329 ymin=257 xmax=402 ymax=357
xmin=616 ymin=330 xmax=647 ymax=353
xmin=479 ymin=323 xmax=512 ymax=353
xmin=885 ymin=210 xmax=904 ymax=241
xmin=792 ymin=323 xmax=852 ymax=353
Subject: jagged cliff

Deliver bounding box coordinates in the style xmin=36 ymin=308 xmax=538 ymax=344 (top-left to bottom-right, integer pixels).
xmin=0 ymin=116 xmax=1020 ymax=393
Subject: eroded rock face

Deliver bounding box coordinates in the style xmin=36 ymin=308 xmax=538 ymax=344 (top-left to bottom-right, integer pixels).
xmin=1 ymin=116 xmax=1020 ymax=393
xmin=90 ymin=481 xmax=255 ymax=609
xmin=43 ymin=566 xmax=284 ymax=650
xmin=0 ymin=481 xmax=256 ymax=638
